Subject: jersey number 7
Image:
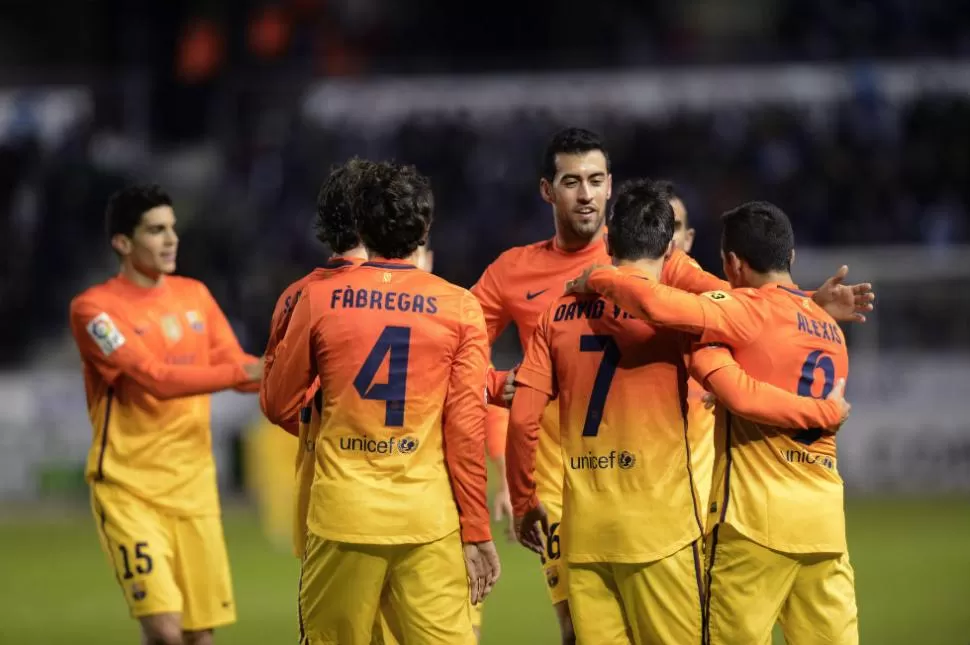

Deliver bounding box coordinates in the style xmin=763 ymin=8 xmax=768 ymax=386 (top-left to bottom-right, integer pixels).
xmin=353 ymin=326 xmax=411 ymax=427
xmin=580 ymin=335 xmax=621 ymax=437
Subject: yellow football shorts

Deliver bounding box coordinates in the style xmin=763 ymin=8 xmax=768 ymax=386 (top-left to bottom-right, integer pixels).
xmin=243 ymin=416 xmax=299 ymax=551
xmin=705 ymin=523 xmax=858 ymax=645
xmin=90 ymin=482 xmax=235 ymax=631
xmin=299 ymin=530 xmax=475 ymax=645
xmin=568 ymin=540 xmax=704 ymax=645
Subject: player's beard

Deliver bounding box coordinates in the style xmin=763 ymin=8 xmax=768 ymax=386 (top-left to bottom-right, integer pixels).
xmin=561 ymin=210 xmax=605 ymax=244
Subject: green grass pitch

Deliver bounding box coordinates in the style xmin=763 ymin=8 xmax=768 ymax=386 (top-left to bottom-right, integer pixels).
xmin=1 ymin=497 xmax=967 ymax=644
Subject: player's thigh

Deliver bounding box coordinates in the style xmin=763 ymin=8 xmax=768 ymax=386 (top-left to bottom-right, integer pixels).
xmin=300 ymin=534 xmax=391 ymax=645
xmin=539 ymin=502 xmax=570 ymax=606
xmin=371 ymin=588 xmax=404 ymax=645
xmin=778 ymin=551 xmax=859 ymax=645
xmin=172 ymin=514 xmax=236 ymax=631
xmin=614 ymin=541 xmax=704 ymax=645
xmin=90 ymin=483 xmax=182 ymax=619
xmin=705 ymin=524 xmax=797 ymax=645
xmin=568 ymin=562 xmax=632 ymax=645
xmin=387 ymin=530 xmax=476 ymax=645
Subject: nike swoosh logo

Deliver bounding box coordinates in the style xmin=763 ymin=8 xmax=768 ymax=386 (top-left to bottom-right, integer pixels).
xmin=526 ymin=289 xmax=549 ymax=300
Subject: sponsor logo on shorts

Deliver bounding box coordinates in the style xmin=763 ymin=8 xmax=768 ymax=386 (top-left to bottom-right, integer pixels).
xmin=337 ymin=436 xmax=419 ymax=455
xmin=131 ymin=582 xmax=147 ymax=602
xmin=568 ymin=449 xmax=638 ymax=471
xmin=545 ymin=565 xmax=559 ymax=588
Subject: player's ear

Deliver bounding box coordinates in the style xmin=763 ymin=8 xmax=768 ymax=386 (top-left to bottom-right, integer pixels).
xmin=605 ymin=173 xmax=613 ymax=200
xmin=110 ymin=233 xmax=132 ymax=257
xmin=788 ymin=248 xmax=796 ymax=270
xmin=539 ymin=178 xmax=555 ymax=205
xmin=684 ymin=228 xmax=696 ymax=254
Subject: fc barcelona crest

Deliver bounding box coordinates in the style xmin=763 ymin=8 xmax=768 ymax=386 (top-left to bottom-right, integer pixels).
xmin=160 ymin=315 xmax=183 ymax=342
xmin=185 ymin=310 xmax=205 ymax=333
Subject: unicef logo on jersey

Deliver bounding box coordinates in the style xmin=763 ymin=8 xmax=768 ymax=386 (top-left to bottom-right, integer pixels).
xmin=618 ymin=451 xmax=637 ymax=470
xmin=398 ymin=436 xmax=419 ymax=454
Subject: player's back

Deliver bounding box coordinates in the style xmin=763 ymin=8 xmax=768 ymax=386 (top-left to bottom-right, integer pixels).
xmin=713 ymin=284 xmax=850 ymax=553
xmin=539 ymin=293 xmax=701 ymax=563
xmin=304 ymin=260 xmax=485 ymax=545
xmin=266 ymin=258 xmax=361 ymax=359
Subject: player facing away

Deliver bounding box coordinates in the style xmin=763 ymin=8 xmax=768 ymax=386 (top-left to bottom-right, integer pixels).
xmin=260 ymin=162 xmax=500 ymax=645
xmin=69 ymin=185 xmax=263 ymax=645
xmin=572 ymin=201 xmax=864 ymax=645
xmin=506 ymin=181 xmax=850 ymax=645
xmin=258 ymin=158 xmax=375 ymax=557
xmin=476 ymin=128 xmax=874 ymax=643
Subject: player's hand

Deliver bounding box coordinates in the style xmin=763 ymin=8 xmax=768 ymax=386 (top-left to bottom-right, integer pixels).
xmin=514 ymin=502 xmax=549 ymax=556
xmin=814 ymin=265 xmax=875 ymax=323
xmin=243 ymin=356 xmax=265 ymax=381
xmin=826 ymin=377 xmax=851 ymax=428
xmin=701 ymin=392 xmax=717 ymax=410
xmin=564 ymin=264 xmax=615 ymax=296
xmin=464 ymin=541 xmax=501 ymax=605
xmin=502 ymin=366 xmax=517 ymax=405
xmin=492 ymin=485 xmax=516 ymax=541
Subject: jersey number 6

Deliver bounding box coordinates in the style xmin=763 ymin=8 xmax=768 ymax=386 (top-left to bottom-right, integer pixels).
xmin=580 ymin=335 xmax=621 ymax=437
xmin=793 ymin=349 xmax=836 ymax=446
xmin=354 ymin=326 xmax=411 ymax=427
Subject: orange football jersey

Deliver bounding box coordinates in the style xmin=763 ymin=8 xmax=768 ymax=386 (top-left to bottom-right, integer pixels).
xmin=472 ymin=237 xmax=725 ymax=511
xmin=70 ymin=274 xmax=258 ymax=516
xmin=587 ymin=269 xmax=851 ymax=553
xmin=262 ymin=256 xmax=363 ymax=435
xmin=508 ymin=266 xmax=843 ymax=562
xmin=261 ymin=259 xmax=491 ymax=545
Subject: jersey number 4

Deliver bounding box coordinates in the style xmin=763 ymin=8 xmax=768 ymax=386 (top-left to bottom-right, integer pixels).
xmin=353 ymin=326 xmax=411 ymax=427
xmin=794 ymin=349 xmax=836 ymax=445
xmin=580 ymin=335 xmax=621 ymax=437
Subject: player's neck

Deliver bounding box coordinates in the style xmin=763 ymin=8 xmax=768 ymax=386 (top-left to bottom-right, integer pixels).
xmin=744 ymin=270 xmax=794 ymax=289
xmin=336 ymin=245 xmax=368 ymax=261
xmin=616 ymin=258 xmax=664 ymax=281
xmin=120 ymin=261 xmax=164 ymax=288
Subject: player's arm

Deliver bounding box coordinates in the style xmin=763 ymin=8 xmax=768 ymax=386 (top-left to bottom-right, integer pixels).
xmin=586 ymin=267 xmax=764 ymax=347
xmin=505 ymin=313 xmax=555 ymax=517
xmin=70 ymin=297 xmax=255 ymax=399
xmin=260 ymin=290 xmax=317 ymax=434
xmin=201 ymin=284 xmax=262 ymax=393
xmin=662 ymin=249 xmax=874 ymax=323
xmin=662 ymin=248 xmax=730 ymax=293
xmin=471 ymin=261 xmax=514 ymax=405
xmin=442 ymin=292 xmax=493 ymax=544
xmin=690 ymin=343 xmax=846 ymax=430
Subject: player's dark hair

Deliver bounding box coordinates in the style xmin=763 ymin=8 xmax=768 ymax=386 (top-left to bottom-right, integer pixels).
xmin=105 ymin=184 xmax=172 ymax=239
xmin=541 ymin=127 xmax=610 ymax=181
xmin=607 ymin=179 xmax=674 ymax=261
xmin=315 ymin=157 xmax=374 ymax=253
xmin=720 ymin=201 xmax=795 ymax=273
xmin=355 ymin=162 xmax=434 ymax=260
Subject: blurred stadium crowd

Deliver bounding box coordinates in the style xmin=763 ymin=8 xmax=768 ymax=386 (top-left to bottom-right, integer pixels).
xmin=2 ymin=94 xmax=968 ymax=363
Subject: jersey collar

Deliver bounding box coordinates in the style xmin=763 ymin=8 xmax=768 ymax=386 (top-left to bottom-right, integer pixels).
xmin=361 ymin=257 xmax=417 ymax=270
